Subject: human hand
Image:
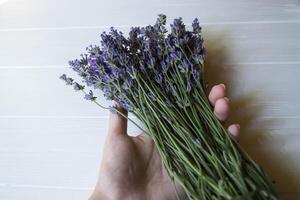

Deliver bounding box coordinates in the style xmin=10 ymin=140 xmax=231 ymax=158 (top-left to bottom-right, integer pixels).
xmin=89 ymin=83 xmax=240 ymax=200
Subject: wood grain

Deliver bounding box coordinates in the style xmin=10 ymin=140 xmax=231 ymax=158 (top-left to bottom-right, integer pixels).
xmin=1 ymin=0 xmax=299 ymax=30
xmin=0 ymin=23 xmax=299 ymax=66
xmin=0 ymin=0 xmax=300 ymax=199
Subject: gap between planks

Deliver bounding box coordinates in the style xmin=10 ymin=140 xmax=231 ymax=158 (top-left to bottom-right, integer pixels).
xmin=0 ymin=115 xmax=300 ymax=119
xmin=0 ymin=183 xmax=92 ymax=191
xmin=0 ymin=19 xmax=299 ymax=32
xmin=0 ymin=61 xmax=300 ymax=69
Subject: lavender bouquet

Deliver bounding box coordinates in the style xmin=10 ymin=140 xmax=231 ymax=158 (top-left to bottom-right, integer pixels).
xmin=60 ymin=15 xmax=278 ymax=199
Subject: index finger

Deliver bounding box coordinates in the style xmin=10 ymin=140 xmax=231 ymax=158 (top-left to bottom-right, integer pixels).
xmin=108 ymin=101 xmax=128 ymax=136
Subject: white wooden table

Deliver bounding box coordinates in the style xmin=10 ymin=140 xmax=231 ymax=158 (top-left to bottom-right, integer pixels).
xmin=0 ymin=0 xmax=300 ymax=199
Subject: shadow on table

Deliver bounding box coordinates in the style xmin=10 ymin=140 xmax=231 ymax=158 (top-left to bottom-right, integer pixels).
xmin=203 ymin=32 xmax=300 ymax=199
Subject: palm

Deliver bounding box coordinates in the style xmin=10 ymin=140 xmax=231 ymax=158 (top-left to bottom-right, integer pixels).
xmin=100 ymin=132 xmax=185 ymax=199
xmin=90 ymin=84 xmax=240 ymax=200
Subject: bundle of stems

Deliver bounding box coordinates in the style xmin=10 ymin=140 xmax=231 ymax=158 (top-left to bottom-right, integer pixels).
xmin=60 ymin=14 xmax=278 ymax=199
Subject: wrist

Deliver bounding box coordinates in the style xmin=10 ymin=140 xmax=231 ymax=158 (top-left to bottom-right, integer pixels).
xmin=88 ymin=190 xmax=108 ymax=200
xmin=89 ymin=187 xmax=146 ymax=200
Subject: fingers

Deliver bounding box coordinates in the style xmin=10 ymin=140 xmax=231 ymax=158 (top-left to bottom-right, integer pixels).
xmin=208 ymin=84 xmax=229 ymax=122
xmin=209 ymin=83 xmax=240 ymax=142
xmin=108 ymin=101 xmax=128 ymax=136
xmin=214 ymin=97 xmax=230 ymax=122
xmin=228 ymin=124 xmax=240 ymax=142
xmin=208 ymin=84 xmax=226 ymax=106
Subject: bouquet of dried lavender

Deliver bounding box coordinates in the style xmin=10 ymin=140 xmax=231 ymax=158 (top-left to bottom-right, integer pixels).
xmin=60 ymin=15 xmax=278 ymax=199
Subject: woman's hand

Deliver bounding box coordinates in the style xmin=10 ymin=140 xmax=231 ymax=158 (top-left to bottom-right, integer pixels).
xmin=89 ymin=83 xmax=240 ymax=200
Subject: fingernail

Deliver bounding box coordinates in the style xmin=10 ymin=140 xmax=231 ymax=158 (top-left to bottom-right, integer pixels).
xmin=220 ymin=84 xmax=226 ymax=89
xmin=224 ymin=97 xmax=230 ymax=103
xmin=112 ymin=100 xmax=118 ymax=107
xmin=112 ymin=100 xmax=121 ymax=109
xmin=112 ymin=100 xmax=126 ymax=113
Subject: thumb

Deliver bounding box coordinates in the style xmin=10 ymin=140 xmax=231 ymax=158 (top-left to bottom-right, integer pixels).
xmin=108 ymin=101 xmax=128 ymax=136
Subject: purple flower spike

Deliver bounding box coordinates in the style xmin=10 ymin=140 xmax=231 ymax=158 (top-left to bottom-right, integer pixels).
xmin=59 ymin=74 xmax=67 ymax=81
xmin=154 ymin=74 xmax=163 ymax=83
xmin=156 ymin=14 xmax=167 ymax=25
xmin=73 ymin=82 xmax=85 ymax=91
xmin=88 ymin=56 xmax=98 ymax=66
xmin=187 ymin=81 xmax=192 ymax=92
xmin=192 ymin=18 xmax=202 ymax=34
xmin=64 ymin=14 xmax=204 ymax=110
xmin=65 ymin=78 xmax=74 ymax=85
xmin=84 ymin=90 xmax=97 ymax=101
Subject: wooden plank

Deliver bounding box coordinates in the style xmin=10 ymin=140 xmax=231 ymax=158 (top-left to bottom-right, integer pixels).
xmin=0 ymin=65 xmax=299 ymax=117
xmin=0 ymin=0 xmax=299 ymax=30
xmin=0 ymin=187 xmax=91 ymax=200
xmin=0 ymin=128 xmax=299 ymax=193
xmin=0 ymin=152 xmax=99 ymax=186
xmin=0 ymin=117 xmax=299 ymax=153
xmin=240 ymin=146 xmax=300 ymax=193
xmin=280 ymin=193 xmax=300 ymax=200
xmin=0 ymin=67 xmax=107 ymax=116
xmin=0 ymin=23 xmax=299 ymax=67
xmin=0 ymin=187 xmax=298 ymax=200
xmin=0 ymin=118 xmax=142 ymax=154
xmin=0 ymin=0 xmax=299 ymax=198
xmin=204 ymin=23 xmax=300 ymax=63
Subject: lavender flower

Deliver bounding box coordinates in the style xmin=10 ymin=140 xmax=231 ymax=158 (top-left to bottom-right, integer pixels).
xmin=88 ymin=56 xmax=98 ymax=66
xmin=187 ymin=81 xmax=192 ymax=93
xmin=66 ymin=77 xmax=74 ymax=85
xmin=73 ymin=82 xmax=85 ymax=91
xmin=171 ymin=17 xmax=186 ymax=37
xmin=147 ymin=91 xmax=156 ymax=101
xmin=84 ymin=90 xmax=97 ymax=101
xmin=192 ymin=18 xmax=202 ymax=34
xmin=192 ymin=68 xmax=200 ymax=81
xmin=192 ymin=54 xmax=204 ymax=65
xmin=60 ymin=15 xmax=279 ymax=200
xmin=60 ymin=74 xmax=74 ymax=85
xmin=59 ymin=74 xmax=67 ymax=81
xmin=63 ymin=14 xmax=205 ymax=111
xmin=156 ymin=14 xmax=166 ymax=25
xmin=160 ymin=61 xmax=169 ymax=73
xmin=154 ymin=74 xmax=163 ymax=83
xmin=108 ymin=105 xmax=118 ymax=113
xmin=178 ymin=60 xmax=191 ymax=73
